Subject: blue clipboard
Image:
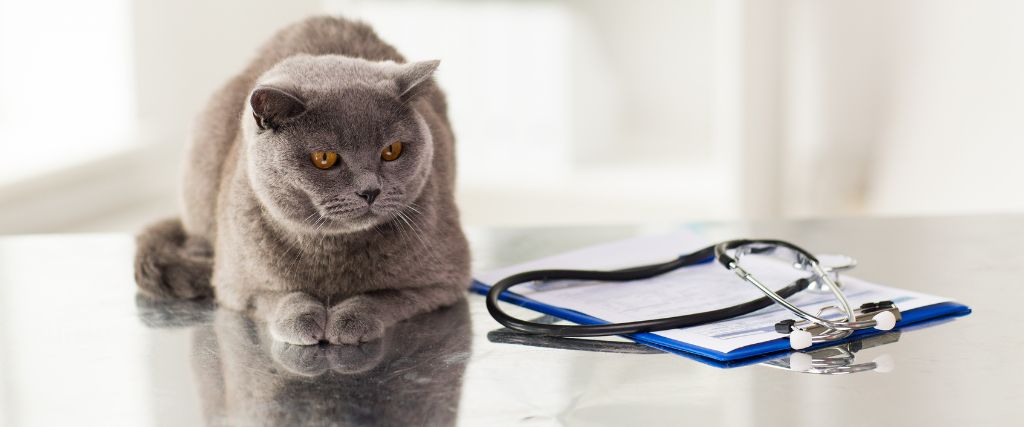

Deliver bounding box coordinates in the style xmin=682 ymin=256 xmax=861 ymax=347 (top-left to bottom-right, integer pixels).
xmin=471 ymin=280 xmax=972 ymax=366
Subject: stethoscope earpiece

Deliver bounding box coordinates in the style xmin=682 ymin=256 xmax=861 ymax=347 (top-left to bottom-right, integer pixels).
xmin=789 ymin=329 xmax=813 ymax=350
xmin=872 ymin=311 xmax=897 ymax=330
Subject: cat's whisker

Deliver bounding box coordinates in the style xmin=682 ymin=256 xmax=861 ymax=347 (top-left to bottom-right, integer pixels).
xmin=279 ymin=215 xmax=322 ymax=266
xmin=291 ymin=232 xmax=312 ymax=264
xmin=276 ymin=212 xmax=322 ymax=266
xmin=409 ymin=202 xmax=432 ymax=219
xmin=370 ymin=222 xmax=385 ymax=239
xmin=388 ymin=212 xmax=416 ymax=252
xmin=314 ymin=216 xmax=332 ymax=247
xmin=276 ymin=238 xmax=297 ymax=267
xmin=395 ymin=209 xmax=441 ymax=265
xmin=407 ymin=213 xmax=441 ymax=261
xmin=275 ymin=221 xmax=311 ymax=267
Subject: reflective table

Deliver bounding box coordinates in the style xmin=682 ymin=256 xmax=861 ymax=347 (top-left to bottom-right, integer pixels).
xmin=1 ymin=215 xmax=1021 ymax=426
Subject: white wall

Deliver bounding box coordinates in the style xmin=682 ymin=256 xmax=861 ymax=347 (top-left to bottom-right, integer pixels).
xmin=780 ymin=0 xmax=1024 ymax=218
xmin=863 ymin=0 xmax=1024 ymax=215
xmin=0 ymin=0 xmax=135 ymax=184
xmin=1 ymin=0 xmax=1023 ymax=234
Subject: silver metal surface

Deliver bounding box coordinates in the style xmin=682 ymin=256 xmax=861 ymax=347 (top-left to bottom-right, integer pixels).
xmin=0 ymin=215 xmax=1021 ymax=426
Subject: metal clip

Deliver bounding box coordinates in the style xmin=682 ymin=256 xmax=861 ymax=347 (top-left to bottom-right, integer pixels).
xmin=775 ymin=301 xmax=902 ymax=349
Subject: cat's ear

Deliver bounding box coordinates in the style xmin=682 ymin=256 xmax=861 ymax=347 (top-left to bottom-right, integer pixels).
xmin=394 ymin=60 xmax=440 ymax=102
xmin=250 ymin=86 xmax=307 ymax=130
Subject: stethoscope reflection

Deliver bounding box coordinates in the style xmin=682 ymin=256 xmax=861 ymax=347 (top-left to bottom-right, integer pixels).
xmin=760 ymin=332 xmax=899 ymax=375
xmin=488 ymin=315 xmax=899 ymax=375
xmin=138 ymin=294 xmax=472 ymax=427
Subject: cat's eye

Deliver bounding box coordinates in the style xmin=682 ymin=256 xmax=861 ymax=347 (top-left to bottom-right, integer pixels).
xmin=311 ymin=151 xmax=339 ymax=169
xmin=381 ymin=141 xmax=403 ymax=161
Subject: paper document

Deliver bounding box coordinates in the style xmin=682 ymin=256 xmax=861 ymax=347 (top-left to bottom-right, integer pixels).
xmin=476 ymin=230 xmax=952 ymax=354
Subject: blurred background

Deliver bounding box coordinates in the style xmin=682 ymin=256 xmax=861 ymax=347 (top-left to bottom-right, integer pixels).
xmin=1 ymin=0 xmax=1022 ymax=234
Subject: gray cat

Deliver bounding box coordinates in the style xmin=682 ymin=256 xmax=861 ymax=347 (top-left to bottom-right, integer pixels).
xmin=134 ymin=16 xmax=470 ymax=346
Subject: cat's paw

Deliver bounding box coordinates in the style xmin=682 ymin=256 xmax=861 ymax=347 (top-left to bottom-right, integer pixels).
xmin=269 ymin=293 xmax=327 ymax=345
xmin=325 ymin=301 xmax=386 ymax=345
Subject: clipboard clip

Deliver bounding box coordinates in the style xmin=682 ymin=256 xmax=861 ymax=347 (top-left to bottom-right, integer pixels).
xmin=762 ymin=330 xmax=900 ymax=374
xmin=774 ymin=300 xmax=902 ymax=349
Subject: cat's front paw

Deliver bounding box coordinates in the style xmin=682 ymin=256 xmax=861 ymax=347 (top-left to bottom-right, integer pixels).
xmin=269 ymin=293 xmax=327 ymax=345
xmin=326 ymin=300 xmax=386 ymax=345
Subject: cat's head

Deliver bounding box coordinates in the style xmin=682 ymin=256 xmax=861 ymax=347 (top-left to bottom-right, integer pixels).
xmin=242 ymin=55 xmax=439 ymax=234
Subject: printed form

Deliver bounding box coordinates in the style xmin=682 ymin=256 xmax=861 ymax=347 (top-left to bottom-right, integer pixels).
xmin=476 ymin=230 xmax=951 ymax=354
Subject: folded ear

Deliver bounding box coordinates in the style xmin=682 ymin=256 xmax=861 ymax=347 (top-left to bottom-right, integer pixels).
xmin=250 ymin=86 xmax=306 ymax=130
xmin=395 ymin=60 xmax=440 ymax=102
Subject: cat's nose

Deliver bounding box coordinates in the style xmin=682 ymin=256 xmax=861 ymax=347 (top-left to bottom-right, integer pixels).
xmin=356 ymin=188 xmax=381 ymax=205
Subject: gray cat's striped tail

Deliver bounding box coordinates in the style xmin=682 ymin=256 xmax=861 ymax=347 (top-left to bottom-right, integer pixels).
xmin=134 ymin=218 xmax=214 ymax=300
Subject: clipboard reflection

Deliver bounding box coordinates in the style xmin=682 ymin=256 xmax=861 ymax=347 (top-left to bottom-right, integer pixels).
xmin=487 ymin=315 xmax=900 ymax=375
xmin=760 ymin=332 xmax=899 ymax=375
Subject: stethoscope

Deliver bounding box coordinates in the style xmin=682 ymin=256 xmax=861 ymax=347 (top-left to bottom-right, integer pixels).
xmin=485 ymin=239 xmax=902 ymax=350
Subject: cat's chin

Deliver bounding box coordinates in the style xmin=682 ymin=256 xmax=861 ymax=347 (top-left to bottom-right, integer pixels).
xmin=301 ymin=210 xmax=388 ymax=235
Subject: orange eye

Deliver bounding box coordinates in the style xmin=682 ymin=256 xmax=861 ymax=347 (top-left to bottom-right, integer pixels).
xmin=381 ymin=141 xmax=403 ymax=161
xmin=311 ymin=151 xmax=338 ymax=169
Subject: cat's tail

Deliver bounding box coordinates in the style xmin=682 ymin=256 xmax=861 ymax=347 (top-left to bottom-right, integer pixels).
xmin=134 ymin=218 xmax=215 ymax=300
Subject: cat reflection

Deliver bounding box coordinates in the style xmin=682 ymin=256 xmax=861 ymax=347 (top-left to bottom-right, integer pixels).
xmin=191 ymin=300 xmax=471 ymax=427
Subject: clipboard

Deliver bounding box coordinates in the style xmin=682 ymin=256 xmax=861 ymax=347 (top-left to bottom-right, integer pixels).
xmin=471 ymin=231 xmax=972 ymax=365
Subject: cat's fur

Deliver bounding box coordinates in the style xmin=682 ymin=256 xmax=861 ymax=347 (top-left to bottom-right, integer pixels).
xmin=135 ymin=16 xmax=470 ymax=345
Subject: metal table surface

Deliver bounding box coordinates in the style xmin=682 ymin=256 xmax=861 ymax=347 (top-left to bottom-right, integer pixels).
xmin=0 ymin=215 xmax=1020 ymax=426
